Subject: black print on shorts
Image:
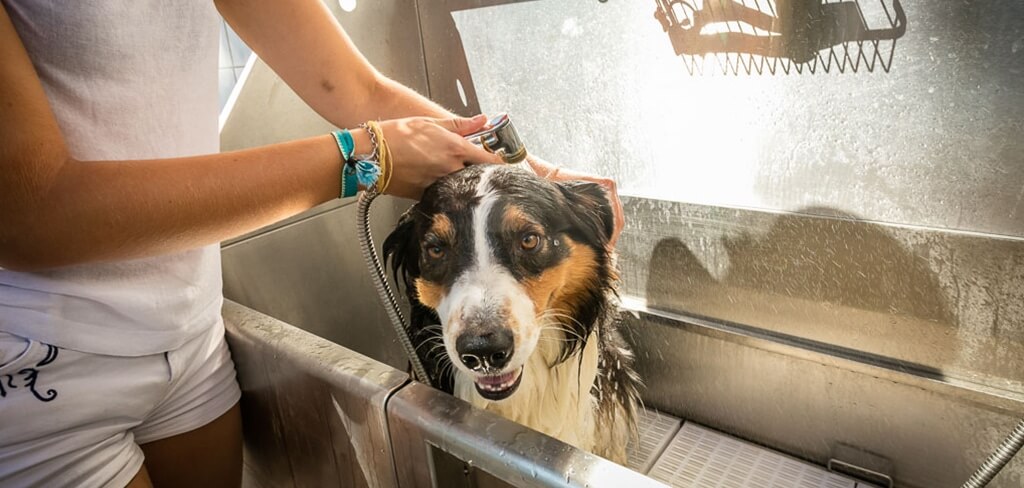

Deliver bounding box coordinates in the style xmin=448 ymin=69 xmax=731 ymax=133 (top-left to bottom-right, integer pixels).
xmin=0 ymin=344 xmax=59 ymax=402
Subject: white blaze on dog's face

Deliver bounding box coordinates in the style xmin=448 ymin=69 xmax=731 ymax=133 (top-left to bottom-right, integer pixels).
xmin=409 ymin=166 xmax=613 ymax=402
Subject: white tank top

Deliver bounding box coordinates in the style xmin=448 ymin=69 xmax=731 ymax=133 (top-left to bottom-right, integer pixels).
xmin=0 ymin=0 xmax=223 ymax=356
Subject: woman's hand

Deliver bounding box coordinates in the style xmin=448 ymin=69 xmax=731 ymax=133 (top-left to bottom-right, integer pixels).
xmin=374 ymin=114 xmax=503 ymax=200
xmin=528 ymin=156 xmax=626 ymax=248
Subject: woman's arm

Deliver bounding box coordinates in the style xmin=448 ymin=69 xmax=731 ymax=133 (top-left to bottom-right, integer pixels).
xmin=0 ymin=4 xmax=496 ymax=272
xmin=214 ymin=0 xmax=453 ymax=126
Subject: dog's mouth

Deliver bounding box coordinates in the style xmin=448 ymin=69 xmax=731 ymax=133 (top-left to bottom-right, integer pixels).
xmin=473 ymin=367 xmax=523 ymax=401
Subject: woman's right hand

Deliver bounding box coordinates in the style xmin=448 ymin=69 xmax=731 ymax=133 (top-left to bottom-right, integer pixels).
xmin=371 ymin=114 xmax=504 ymax=200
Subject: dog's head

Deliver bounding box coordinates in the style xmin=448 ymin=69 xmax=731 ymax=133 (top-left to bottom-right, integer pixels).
xmin=384 ymin=164 xmax=616 ymax=401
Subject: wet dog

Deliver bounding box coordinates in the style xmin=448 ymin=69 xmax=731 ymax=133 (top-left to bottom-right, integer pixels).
xmin=384 ymin=164 xmax=640 ymax=463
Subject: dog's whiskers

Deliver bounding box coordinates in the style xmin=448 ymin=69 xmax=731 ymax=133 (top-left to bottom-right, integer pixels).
xmin=537 ymin=318 xmax=586 ymax=342
xmin=539 ymin=309 xmax=586 ymax=328
xmin=426 ymin=342 xmax=448 ymax=357
xmin=414 ymin=337 xmax=443 ymax=353
xmin=538 ymin=325 xmax=583 ymax=343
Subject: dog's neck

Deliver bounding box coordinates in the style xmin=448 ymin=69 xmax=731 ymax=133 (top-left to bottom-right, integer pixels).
xmin=454 ymin=326 xmax=601 ymax=451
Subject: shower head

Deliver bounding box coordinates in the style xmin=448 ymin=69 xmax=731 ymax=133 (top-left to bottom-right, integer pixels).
xmin=465 ymin=112 xmax=527 ymax=164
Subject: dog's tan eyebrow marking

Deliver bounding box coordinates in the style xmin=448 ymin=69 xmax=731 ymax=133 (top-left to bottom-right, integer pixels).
xmin=428 ymin=213 xmax=456 ymax=242
xmin=503 ymin=205 xmax=538 ymax=231
xmin=521 ymin=237 xmax=598 ymax=314
xmin=415 ymin=278 xmax=446 ymax=309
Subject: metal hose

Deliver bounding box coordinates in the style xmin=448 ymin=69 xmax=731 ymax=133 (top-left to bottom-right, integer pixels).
xmin=356 ymin=190 xmax=430 ymax=384
xmin=961 ymin=418 xmax=1024 ymax=488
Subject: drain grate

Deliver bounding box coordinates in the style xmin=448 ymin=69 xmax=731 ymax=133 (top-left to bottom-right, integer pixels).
xmin=627 ymin=408 xmax=683 ymax=474
xmin=648 ymin=423 xmax=872 ymax=488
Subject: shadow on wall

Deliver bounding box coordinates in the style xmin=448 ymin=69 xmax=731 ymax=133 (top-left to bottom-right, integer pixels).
xmin=644 ymin=207 xmax=956 ymax=373
xmin=653 ymin=0 xmax=907 ymax=75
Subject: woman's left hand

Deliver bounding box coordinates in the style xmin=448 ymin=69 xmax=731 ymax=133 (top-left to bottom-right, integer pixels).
xmin=527 ymin=156 xmax=625 ymax=248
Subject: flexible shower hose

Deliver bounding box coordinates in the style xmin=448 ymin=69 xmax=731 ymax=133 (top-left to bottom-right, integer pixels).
xmin=961 ymin=418 xmax=1024 ymax=488
xmin=356 ymin=190 xmax=430 ymax=384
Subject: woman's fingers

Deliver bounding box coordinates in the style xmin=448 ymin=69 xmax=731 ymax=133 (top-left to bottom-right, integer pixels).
xmin=599 ymin=177 xmax=626 ymax=247
xmin=435 ymin=114 xmax=488 ymax=136
xmin=433 ymin=115 xmax=502 ymax=164
xmin=527 ymin=156 xmax=626 ymax=247
xmin=459 ymin=140 xmax=504 ymax=165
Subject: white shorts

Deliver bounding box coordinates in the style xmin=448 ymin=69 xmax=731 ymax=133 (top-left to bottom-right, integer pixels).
xmin=0 ymin=318 xmax=241 ymax=488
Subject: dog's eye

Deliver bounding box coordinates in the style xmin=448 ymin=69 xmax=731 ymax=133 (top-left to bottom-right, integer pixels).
xmin=520 ymin=233 xmax=541 ymax=252
xmin=426 ymin=245 xmax=446 ymax=259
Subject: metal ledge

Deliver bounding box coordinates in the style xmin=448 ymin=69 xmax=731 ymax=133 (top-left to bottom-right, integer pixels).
xmin=620 ymin=296 xmax=1024 ymax=416
xmin=224 ymin=299 xmax=410 ymax=488
xmin=387 ymin=381 xmax=667 ymax=488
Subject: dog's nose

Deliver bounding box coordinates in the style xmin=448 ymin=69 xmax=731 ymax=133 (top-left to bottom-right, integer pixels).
xmin=456 ymin=329 xmax=514 ymax=371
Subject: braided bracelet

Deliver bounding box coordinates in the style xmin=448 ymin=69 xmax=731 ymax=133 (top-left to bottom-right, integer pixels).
xmin=357 ymin=121 xmax=385 ymax=193
xmin=331 ymin=129 xmax=358 ymax=198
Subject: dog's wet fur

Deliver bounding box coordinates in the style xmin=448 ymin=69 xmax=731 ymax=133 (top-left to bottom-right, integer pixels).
xmin=384 ymin=164 xmax=640 ymax=463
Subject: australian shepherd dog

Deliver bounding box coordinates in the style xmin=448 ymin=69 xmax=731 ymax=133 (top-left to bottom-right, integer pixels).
xmin=383 ymin=164 xmax=640 ymax=463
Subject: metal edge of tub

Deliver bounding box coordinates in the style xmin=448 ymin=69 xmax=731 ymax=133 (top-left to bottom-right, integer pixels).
xmin=223 ymin=299 xmax=410 ymax=488
xmin=388 ymin=381 xmax=669 ymax=488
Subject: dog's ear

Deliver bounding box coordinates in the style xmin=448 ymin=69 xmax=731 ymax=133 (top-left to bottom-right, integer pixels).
xmin=383 ymin=209 xmax=453 ymax=392
xmin=383 ymin=208 xmax=421 ymax=292
xmin=558 ymin=180 xmax=615 ymax=247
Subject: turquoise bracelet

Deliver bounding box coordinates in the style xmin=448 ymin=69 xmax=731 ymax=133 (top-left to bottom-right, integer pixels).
xmin=340 ymin=164 xmax=358 ymax=198
xmin=332 ymin=129 xmax=358 ymax=198
xmin=332 ymin=129 xmax=355 ymax=161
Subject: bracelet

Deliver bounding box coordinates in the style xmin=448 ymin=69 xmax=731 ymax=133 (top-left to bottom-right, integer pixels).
xmin=331 ymin=129 xmax=358 ymax=198
xmin=358 ymin=121 xmax=393 ymax=194
xmin=340 ymin=164 xmax=358 ymax=198
xmin=331 ymin=129 xmax=355 ymax=161
xmin=374 ymin=125 xmax=393 ymax=193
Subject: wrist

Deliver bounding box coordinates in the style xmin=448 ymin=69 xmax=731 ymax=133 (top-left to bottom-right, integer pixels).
xmin=350 ymin=127 xmax=372 ymax=158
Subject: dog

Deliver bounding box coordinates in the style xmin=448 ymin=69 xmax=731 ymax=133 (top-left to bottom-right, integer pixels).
xmin=383 ymin=164 xmax=640 ymax=464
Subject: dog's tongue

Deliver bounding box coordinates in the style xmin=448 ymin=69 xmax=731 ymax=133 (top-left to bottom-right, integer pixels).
xmin=476 ymin=370 xmax=518 ymax=386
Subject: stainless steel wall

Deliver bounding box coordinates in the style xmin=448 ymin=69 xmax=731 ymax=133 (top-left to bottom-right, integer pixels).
xmin=421 ymin=0 xmax=1024 ymax=238
xmin=613 ymin=198 xmax=1024 ymax=487
xmin=219 ymin=1 xmax=1024 ymax=487
xmin=225 ymin=300 xmax=408 ymax=488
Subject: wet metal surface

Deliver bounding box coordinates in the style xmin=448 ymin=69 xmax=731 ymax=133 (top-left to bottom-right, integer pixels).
xmin=619 ymin=197 xmax=1024 ymax=393
xmin=622 ymin=308 xmax=1024 ymax=488
xmin=224 ymin=300 xmax=409 ymax=488
xmin=418 ymin=0 xmax=1024 ymax=237
xmin=387 ymin=381 xmax=665 ymax=488
xmin=617 ymin=198 xmax=1024 ymax=487
xmin=222 ymin=197 xmax=412 ymax=371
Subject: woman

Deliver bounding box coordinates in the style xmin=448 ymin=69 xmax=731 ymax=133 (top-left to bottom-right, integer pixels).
xmin=0 ymin=1 xmax=622 ymax=487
